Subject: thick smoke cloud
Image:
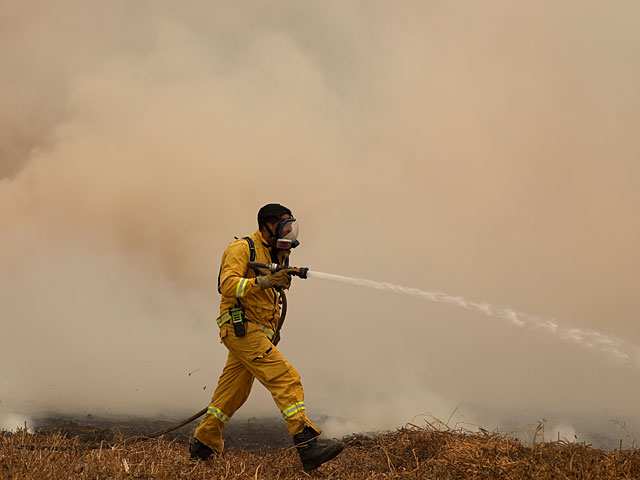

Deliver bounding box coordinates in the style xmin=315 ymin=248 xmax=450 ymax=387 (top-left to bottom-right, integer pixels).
xmin=2 ymin=0 xmax=640 ymax=445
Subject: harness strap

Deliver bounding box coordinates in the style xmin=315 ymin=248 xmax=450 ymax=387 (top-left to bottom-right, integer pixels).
xmin=243 ymin=236 xmax=256 ymax=262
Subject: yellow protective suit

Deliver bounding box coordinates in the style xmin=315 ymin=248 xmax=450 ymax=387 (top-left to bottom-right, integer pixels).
xmin=194 ymin=230 xmax=320 ymax=452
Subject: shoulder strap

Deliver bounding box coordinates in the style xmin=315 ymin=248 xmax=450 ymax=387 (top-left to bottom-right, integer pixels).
xmin=242 ymin=236 xmax=256 ymax=262
xmin=217 ymin=236 xmax=256 ymax=294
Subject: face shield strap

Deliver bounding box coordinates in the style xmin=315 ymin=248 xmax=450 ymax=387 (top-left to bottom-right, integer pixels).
xmin=264 ymin=224 xmax=276 ymax=242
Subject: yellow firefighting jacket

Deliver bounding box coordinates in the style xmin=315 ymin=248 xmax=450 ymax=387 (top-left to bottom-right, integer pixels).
xmin=216 ymin=230 xmax=287 ymax=334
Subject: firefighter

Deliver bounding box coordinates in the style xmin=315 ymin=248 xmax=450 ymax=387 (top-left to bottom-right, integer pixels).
xmin=190 ymin=203 xmax=344 ymax=472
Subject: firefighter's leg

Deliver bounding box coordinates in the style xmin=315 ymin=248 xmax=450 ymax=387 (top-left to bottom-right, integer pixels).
xmin=194 ymin=350 xmax=255 ymax=452
xmin=222 ymin=322 xmax=320 ymax=437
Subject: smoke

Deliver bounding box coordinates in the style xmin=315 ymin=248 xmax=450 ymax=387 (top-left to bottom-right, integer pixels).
xmin=2 ymin=0 xmax=640 ymax=446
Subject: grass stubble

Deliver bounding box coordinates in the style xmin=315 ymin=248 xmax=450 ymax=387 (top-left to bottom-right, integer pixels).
xmin=2 ymin=421 xmax=640 ymax=479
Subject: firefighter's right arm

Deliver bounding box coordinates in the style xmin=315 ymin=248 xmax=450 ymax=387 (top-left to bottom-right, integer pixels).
xmin=218 ymin=241 xmax=261 ymax=300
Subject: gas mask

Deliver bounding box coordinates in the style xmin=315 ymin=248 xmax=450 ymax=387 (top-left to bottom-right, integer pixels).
xmin=275 ymin=217 xmax=299 ymax=250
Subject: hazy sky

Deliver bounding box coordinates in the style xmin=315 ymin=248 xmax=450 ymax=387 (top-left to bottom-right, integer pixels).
xmin=1 ymin=1 xmax=639 ymax=444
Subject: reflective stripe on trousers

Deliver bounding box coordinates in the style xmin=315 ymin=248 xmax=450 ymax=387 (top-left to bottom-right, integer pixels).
xmin=207 ymin=406 xmax=230 ymax=424
xmin=282 ymin=401 xmax=306 ymax=419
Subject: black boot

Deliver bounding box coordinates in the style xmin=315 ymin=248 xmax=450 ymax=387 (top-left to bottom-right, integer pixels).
xmin=189 ymin=437 xmax=219 ymax=461
xmin=293 ymin=427 xmax=344 ymax=472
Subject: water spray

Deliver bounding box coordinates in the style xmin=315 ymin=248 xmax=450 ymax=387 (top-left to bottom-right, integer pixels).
xmin=306 ymin=270 xmax=640 ymax=366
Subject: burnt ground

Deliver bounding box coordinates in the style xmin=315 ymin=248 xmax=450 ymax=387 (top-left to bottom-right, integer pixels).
xmin=30 ymin=413 xmax=293 ymax=450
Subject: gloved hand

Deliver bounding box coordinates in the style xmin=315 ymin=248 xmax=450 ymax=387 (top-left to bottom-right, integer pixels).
xmin=256 ymin=269 xmax=294 ymax=290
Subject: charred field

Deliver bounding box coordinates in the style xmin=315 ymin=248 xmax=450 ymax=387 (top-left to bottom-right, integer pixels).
xmin=27 ymin=413 xmax=293 ymax=451
xmin=2 ymin=415 xmax=640 ymax=479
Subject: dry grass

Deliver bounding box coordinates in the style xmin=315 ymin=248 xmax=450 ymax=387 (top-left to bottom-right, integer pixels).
xmin=2 ymin=424 xmax=640 ymax=479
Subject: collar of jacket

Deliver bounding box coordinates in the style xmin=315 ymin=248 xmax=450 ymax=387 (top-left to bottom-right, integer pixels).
xmin=255 ymin=230 xmax=271 ymax=249
xmin=254 ymin=230 xmax=282 ymax=265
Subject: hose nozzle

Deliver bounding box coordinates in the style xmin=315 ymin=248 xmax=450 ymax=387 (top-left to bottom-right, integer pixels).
xmin=247 ymin=261 xmax=308 ymax=279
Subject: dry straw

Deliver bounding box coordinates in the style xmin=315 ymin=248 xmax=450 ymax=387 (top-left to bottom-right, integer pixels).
xmin=2 ymin=421 xmax=640 ymax=479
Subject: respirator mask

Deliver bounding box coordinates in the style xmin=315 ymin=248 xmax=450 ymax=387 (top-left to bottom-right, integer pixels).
xmin=275 ymin=217 xmax=299 ymax=250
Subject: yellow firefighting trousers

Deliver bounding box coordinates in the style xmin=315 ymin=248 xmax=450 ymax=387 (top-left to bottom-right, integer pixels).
xmin=194 ymin=321 xmax=320 ymax=452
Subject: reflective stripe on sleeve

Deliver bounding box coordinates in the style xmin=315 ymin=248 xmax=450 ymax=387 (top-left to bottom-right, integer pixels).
xmin=281 ymin=401 xmax=306 ymax=419
xmin=207 ymin=406 xmax=230 ymax=423
xmin=236 ymin=279 xmax=249 ymax=297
